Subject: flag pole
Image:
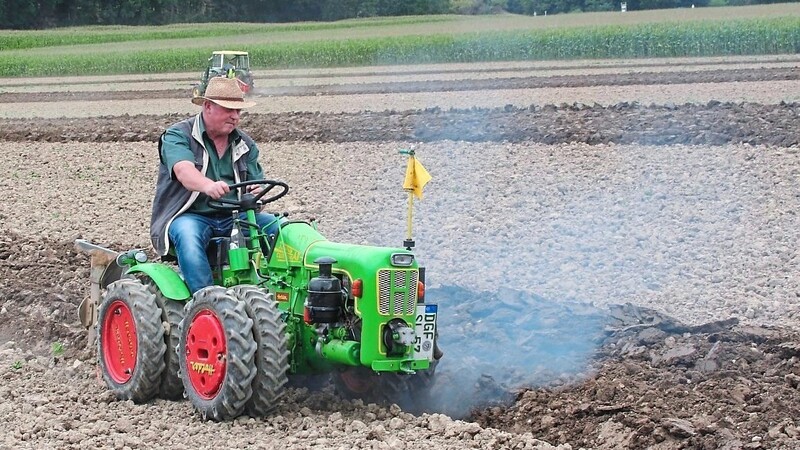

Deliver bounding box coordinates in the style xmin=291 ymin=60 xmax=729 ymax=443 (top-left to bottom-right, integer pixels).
xmin=400 ymin=147 xmax=431 ymax=251
xmin=406 ymin=185 xmax=414 ymax=249
xmin=401 ymin=148 xmax=416 ymax=251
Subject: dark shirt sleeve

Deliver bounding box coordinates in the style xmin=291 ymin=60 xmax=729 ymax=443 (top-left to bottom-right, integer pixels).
xmin=161 ymin=128 xmax=196 ymax=179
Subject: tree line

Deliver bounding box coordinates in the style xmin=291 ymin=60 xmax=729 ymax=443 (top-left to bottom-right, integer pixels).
xmin=1 ymin=0 xmax=795 ymax=30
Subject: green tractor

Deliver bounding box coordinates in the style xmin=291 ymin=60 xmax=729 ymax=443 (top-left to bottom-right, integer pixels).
xmin=76 ymin=179 xmax=440 ymax=420
xmin=192 ymin=50 xmax=254 ymax=98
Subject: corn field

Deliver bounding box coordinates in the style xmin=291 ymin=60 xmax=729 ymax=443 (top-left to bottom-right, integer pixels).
xmin=0 ymin=11 xmax=797 ymax=77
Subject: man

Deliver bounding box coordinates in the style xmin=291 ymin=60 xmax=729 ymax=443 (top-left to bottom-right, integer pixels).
xmin=224 ymin=63 xmax=236 ymax=79
xmin=150 ymin=76 xmax=279 ymax=294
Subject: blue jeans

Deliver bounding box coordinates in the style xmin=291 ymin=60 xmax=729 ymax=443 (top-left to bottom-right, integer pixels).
xmin=168 ymin=212 xmax=281 ymax=294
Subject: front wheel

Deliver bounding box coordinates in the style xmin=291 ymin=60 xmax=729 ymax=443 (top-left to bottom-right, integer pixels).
xmin=334 ymin=361 xmax=438 ymax=414
xmin=97 ymin=279 xmax=166 ymax=403
xmin=178 ymin=286 xmax=257 ymax=421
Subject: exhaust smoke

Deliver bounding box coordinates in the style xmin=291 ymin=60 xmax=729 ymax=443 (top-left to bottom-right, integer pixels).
xmin=420 ymin=285 xmax=607 ymax=418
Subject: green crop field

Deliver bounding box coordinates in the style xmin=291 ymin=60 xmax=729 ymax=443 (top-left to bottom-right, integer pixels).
xmin=0 ymin=4 xmax=798 ymax=77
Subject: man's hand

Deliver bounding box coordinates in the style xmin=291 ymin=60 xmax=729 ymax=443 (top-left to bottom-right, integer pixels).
xmin=202 ymin=180 xmax=230 ymax=199
xmin=246 ymin=184 xmax=266 ymax=196
xmin=173 ymin=161 xmax=231 ymax=199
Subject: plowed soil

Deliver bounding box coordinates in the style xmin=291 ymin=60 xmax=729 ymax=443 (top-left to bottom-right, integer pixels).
xmin=1 ymin=55 xmax=799 ymax=449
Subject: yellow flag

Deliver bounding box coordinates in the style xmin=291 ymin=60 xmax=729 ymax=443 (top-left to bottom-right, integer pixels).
xmin=403 ymin=157 xmax=432 ymax=199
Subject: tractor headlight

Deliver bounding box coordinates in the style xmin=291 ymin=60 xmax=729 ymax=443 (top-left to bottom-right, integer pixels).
xmin=390 ymin=253 xmax=414 ymax=267
xmin=134 ymin=251 xmax=148 ymax=263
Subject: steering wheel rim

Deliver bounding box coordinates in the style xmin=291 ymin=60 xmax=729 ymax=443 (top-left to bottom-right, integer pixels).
xmin=207 ymin=179 xmax=289 ymax=212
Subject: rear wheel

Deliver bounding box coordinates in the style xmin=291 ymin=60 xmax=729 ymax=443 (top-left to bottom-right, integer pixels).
xmin=97 ymin=279 xmax=166 ymax=403
xmin=157 ymin=296 xmax=186 ymax=399
xmin=230 ymin=286 xmax=289 ymax=416
xmin=178 ymin=286 xmax=257 ymax=421
xmin=137 ymin=275 xmax=186 ymax=400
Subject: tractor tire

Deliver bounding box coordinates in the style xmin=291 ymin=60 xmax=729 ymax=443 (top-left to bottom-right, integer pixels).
xmin=376 ymin=360 xmax=439 ymax=414
xmin=333 ymin=366 xmax=380 ymax=398
xmin=178 ymin=286 xmax=257 ymax=421
xmin=136 ymin=275 xmax=186 ymax=400
xmin=158 ymin=298 xmax=186 ymax=399
xmin=97 ymin=278 xmax=166 ymax=403
xmin=334 ymin=361 xmax=439 ymax=414
xmin=230 ymin=286 xmax=289 ymax=416
xmin=192 ymin=86 xmax=201 ymax=98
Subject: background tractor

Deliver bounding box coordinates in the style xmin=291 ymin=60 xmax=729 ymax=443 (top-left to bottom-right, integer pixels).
xmin=192 ymin=50 xmax=254 ymax=98
xmin=77 ymin=179 xmax=440 ymax=420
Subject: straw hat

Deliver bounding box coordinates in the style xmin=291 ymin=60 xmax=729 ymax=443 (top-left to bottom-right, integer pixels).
xmin=192 ymin=76 xmax=256 ymax=109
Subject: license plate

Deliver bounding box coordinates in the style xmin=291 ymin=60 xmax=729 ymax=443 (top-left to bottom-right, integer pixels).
xmin=413 ymin=304 xmax=437 ymax=361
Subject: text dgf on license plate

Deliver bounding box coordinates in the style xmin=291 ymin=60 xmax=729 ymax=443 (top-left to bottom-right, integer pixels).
xmin=413 ymin=304 xmax=437 ymax=361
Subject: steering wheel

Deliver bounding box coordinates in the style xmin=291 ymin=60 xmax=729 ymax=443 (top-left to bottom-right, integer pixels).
xmin=207 ymin=179 xmax=289 ymax=212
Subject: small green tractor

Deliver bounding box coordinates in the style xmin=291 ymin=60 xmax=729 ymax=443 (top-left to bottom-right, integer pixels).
xmin=76 ymin=179 xmax=440 ymax=420
xmin=192 ymin=50 xmax=254 ymax=98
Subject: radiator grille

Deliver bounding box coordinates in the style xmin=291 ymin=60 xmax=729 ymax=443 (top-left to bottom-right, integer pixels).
xmin=377 ymin=269 xmax=418 ymax=315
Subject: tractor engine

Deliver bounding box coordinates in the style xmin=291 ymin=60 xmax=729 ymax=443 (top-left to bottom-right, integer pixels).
xmin=305 ymin=257 xmax=343 ymax=324
xmin=301 ymin=254 xmax=422 ymax=371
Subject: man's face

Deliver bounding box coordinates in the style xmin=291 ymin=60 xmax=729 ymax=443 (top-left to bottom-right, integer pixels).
xmin=203 ymin=101 xmax=241 ymax=138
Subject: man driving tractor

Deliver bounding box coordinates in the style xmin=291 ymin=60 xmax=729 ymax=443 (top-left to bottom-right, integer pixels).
xmin=151 ymin=76 xmax=280 ymax=294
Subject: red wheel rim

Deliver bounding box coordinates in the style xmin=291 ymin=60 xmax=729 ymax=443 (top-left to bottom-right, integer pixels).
xmin=339 ymin=370 xmax=373 ymax=394
xmin=101 ymin=300 xmax=138 ymax=384
xmin=185 ymin=309 xmax=227 ymax=399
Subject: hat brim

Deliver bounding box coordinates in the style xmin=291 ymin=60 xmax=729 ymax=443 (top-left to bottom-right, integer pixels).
xmin=192 ymin=96 xmax=256 ymax=109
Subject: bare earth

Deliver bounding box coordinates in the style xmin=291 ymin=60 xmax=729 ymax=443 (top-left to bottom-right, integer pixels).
xmin=1 ymin=55 xmax=799 ymax=449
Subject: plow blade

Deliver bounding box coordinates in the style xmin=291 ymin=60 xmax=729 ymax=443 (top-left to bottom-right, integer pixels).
xmin=74 ymin=239 xmax=122 ymax=340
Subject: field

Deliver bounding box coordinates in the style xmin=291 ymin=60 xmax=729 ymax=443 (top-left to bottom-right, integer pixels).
xmin=1 ymin=11 xmax=800 ymax=450
xmin=3 ymin=6 xmax=800 ymax=76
